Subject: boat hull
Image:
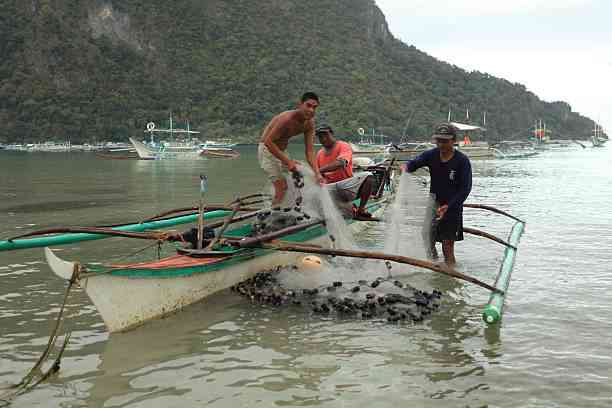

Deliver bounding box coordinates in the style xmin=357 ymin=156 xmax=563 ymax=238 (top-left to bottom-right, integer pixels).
xmin=457 ymin=145 xmax=496 ymax=158
xmin=129 ymin=137 xmax=201 ymax=160
xmin=81 ymin=241 xmax=325 ymax=332
xmin=46 ymin=202 xmax=386 ymax=333
xmin=199 ymin=148 xmax=240 ymax=158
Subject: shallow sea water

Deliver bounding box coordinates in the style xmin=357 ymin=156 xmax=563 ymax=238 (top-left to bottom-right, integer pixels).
xmin=1 ymin=144 xmax=611 ymax=407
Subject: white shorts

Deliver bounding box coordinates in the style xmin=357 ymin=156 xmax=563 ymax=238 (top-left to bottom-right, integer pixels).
xmin=325 ymin=171 xmax=372 ymax=202
xmin=258 ymin=143 xmax=288 ymax=181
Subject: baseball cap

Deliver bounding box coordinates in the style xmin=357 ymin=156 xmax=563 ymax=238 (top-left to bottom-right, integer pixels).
xmin=315 ymin=124 xmax=334 ymax=135
xmin=432 ymin=123 xmax=457 ymax=140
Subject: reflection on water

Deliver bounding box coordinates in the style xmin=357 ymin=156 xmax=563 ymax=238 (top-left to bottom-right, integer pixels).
xmin=1 ymin=145 xmax=612 ymax=407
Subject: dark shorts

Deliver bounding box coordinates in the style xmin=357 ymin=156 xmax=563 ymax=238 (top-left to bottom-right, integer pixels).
xmin=430 ymin=204 xmax=464 ymax=242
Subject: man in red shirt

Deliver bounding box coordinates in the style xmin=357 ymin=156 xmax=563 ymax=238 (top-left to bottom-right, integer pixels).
xmin=315 ymin=125 xmax=373 ymax=218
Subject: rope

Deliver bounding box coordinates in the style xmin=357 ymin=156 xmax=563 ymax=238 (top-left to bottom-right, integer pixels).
xmin=0 ymin=265 xmax=79 ymax=405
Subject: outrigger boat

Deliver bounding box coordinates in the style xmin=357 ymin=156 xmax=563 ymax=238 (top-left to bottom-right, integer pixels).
xmin=43 ymin=209 xmax=383 ymax=333
xmin=199 ymin=147 xmax=240 ymax=159
xmin=129 ymin=118 xmax=203 ymax=160
xmin=1 ymin=164 xmax=525 ymax=333
xmin=2 ymin=166 xmax=396 ymax=333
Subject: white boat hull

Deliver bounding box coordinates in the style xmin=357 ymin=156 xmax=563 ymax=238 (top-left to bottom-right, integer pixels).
xmin=457 ymin=145 xmax=496 ymax=158
xmin=129 ymin=137 xmax=201 ymax=160
xmin=45 ymin=209 xmax=382 ymax=333
xmin=92 ymin=242 xmax=326 ymax=332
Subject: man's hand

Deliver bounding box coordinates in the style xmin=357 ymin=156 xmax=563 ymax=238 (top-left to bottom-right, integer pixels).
xmin=436 ymin=204 xmax=448 ymax=220
xmin=286 ymin=160 xmax=299 ymax=173
xmin=166 ymin=231 xmax=182 ymax=242
xmin=315 ymin=172 xmax=326 ymax=185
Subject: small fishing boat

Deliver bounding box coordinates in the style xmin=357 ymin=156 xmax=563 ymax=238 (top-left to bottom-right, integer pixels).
xmin=3 ymin=165 xmax=396 ymax=333
xmin=200 ymin=139 xmax=237 ymax=149
xmin=43 ymin=199 xmax=389 ymax=332
xmin=384 ymin=142 xmax=434 ymax=162
xmin=349 ymin=142 xmax=388 ymax=156
xmin=199 ymin=147 xmax=240 ymax=159
xmin=450 ymin=122 xmax=495 ymax=158
xmin=129 ymin=118 xmax=202 ymax=160
xmin=591 ymin=123 xmax=607 ymax=147
xmin=455 ymin=142 xmax=496 ymax=158
xmin=43 ymin=212 xmax=380 ymax=333
xmin=491 ymin=141 xmax=539 ymax=159
xmin=350 ymin=127 xmax=391 ymax=156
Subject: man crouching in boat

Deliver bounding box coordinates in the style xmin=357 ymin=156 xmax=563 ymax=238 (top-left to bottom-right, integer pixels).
xmin=315 ymin=124 xmax=374 ymax=218
xmin=258 ymin=92 xmax=325 ymax=208
xmin=403 ymin=123 xmax=472 ymax=265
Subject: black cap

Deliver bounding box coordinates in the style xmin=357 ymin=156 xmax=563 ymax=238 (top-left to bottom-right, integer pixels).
xmin=315 ymin=124 xmax=334 ymax=135
xmin=432 ymin=123 xmax=457 ymax=140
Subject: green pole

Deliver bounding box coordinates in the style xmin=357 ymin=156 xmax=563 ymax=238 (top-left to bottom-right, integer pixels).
xmin=0 ymin=210 xmax=231 ymax=252
xmin=482 ymin=221 xmax=525 ymax=325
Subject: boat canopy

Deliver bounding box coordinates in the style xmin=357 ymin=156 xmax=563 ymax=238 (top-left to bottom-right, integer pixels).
xmin=450 ymin=122 xmax=486 ymax=132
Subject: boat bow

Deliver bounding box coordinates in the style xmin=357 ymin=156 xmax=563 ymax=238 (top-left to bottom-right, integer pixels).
xmin=44 ymin=247 xmax=76 ymax=280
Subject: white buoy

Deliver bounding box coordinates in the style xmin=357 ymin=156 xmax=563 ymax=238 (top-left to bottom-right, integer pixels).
xmin=300 ymin=255 xmax=323 ymax=270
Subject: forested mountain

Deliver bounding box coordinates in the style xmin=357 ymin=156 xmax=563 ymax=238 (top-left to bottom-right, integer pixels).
xmin=0 ymin=0 xmax=599 ymax=144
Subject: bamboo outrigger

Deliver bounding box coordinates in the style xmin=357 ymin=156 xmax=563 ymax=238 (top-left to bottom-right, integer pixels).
xmin=482 ymin=220 xmax=525 ymax=324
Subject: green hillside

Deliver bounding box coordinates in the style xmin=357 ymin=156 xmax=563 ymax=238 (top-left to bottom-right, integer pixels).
xmin=0 ymin=0 xmax=599 ymax=144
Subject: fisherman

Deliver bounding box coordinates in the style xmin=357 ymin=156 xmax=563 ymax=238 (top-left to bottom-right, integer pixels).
xmin=258 ymin=92 xmax=325 ymax=208
xmin=315 ymin=124 xmax=374 ymax=218
xmin=403 ymin=123 xmax=472 ymax=265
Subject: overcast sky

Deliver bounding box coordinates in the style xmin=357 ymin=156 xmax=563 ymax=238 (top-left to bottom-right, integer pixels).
xmin=375 ymin=0 xmax=611 ymax=134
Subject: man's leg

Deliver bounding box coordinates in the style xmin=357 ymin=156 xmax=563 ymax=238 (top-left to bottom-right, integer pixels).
xmin=437 ymin=211 xmax=462 ymax=265
xmin=271 ymin=178 xmax=288 ymax=207
xmin=423 ymin=198 xmax=439 ymax=259
xmin=441 ymin=240 xmax=456 ymax=265
xmin=259 ymin=143 xmax=289 ymax=208
xmin=428 ymin=220 xmax=439 ymax=260
xmin=356 ymin=175 xmax=373 ymax=213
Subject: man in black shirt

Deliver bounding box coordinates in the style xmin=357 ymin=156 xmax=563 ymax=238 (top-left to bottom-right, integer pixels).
xmin=404 ymin=123 xmax=472 ymax=265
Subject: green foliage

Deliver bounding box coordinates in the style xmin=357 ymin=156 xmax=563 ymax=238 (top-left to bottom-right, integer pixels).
xmin=0 ymin=0 xmax=598 ymax=144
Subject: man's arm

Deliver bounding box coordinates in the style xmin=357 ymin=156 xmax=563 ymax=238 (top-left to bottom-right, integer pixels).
xmin=303 ymin=120 xmax=324 ymax=182
xmin=319 ymin=158 xmax=348 ymax=174
xmin=404 ymin=149 xmax=434 ymax=173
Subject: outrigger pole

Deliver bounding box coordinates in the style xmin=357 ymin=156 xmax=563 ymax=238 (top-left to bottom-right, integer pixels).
xmin=0 ymin=210 xmax=233 ymax=251
xmin=0 ymin=193 xmax=270 ymax=252
xmin=482 ymin=220 xmax=525 ymax=324
xmin=232 ymin=239 xmax=502 ymax=294
xmin=464 ymin=203 xmax=525 ymax=224
xmin=464 ymin=203 xmax=526 ymax=325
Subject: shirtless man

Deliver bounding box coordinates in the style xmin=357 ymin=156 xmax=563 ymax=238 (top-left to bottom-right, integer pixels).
xmin=258 ymin=92 xmax=325 ymax=206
